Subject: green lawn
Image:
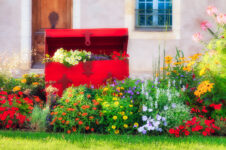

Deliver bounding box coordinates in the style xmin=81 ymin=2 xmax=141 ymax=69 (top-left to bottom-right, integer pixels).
xmin=0 ymin=130 xmax=225 ymax=150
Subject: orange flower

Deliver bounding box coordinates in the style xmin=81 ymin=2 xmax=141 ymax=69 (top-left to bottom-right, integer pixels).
xmin=72 ymin=127 xmax=77 ymax=132
xmin=91 ymin=128 xmax=94 ymax=132
xmin=61 ymin=120 xmax=65 ymax=124
xmin=81 ymin=105 xmax=86 ymax=109
xmin=67 ymin=108 xmax=75 ymax=111
xmin=85 ymin=126 xmax=90 ymax=130
xmin=68 ymin=94 xmax=73 ymax=98
xmin=75 ymin=118 xmax=79 ymax=121
xmin=80 ymin=92 xmax=84 ymax=95
xmin=50 ymin=112 xmax=54 ymax=115
xmin=87 ymin=94 xmax=91 ymax=98
xmin=62 ymin=112 xmax=67 ymax=116
xmin=58 ymin=117 xmax=62 ymax=121
xmin=65 ymin=99 xmax=70 ymax=103
xmin=92 ymin=107 xmax=97 ymax=110
xmin=89 ymin=116 xmax=94 ymax=120
xmin=55 ymin=112 xmax=58 ymax=115
xmin=73 ymin=103 xmax=78 ymax=106
xmin=82 ymin=113 xmax=88 ymax=116
xmin=78 ymin=121 xmax=83 ymax=125
xmin=86 ymin=105 xmax=90 ymax=109
xmin=32 ymin=82 xmax=39 ymax=86
xmin=67 ymin=130 xmax=71 ymax=134
xmin=96 ymin=120 xmax=99 ymax=125
xmin=92 ymin=99 xmax=97 ymax=103
xmin=53 ymin=106 xmax=56 ymax=109
xmin=66 ymin=121 xmax=70 ymax=125
xmin=99 ymin=112 xmax=103 ymax=117
xmin=94 ymin=102 xmax=99 ymax=106
xmin=60 ymin=106 xmax=64 ymax=108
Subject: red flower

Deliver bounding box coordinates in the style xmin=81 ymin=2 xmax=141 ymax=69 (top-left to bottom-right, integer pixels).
xmin=91 ymin=128 xmax=94 ymax=132
xmin=179 ymin=125 xmax=184 ymax=130
xmin=184 ymin=130 xmax=190 ymax=136
xmin=169 ymin=128 xmax=175 ymax=134
xmin=85 ymin=126 xmax=90 ymax=130
xmin=92 ymin=107 xmax=97 ymax=110
xmin=18 ymin=91 xmax=23 ymax=96
xmin=210 ymin=104 xmax=222 ymax=110
xmin=202 ymin=131 xmax=208 ymax=136
xmin=78 ymin=121 xmax=83 ymax=125
xmin=202 ymin=106 xmax=208 ymax=113
xmin=82 ymin=113 xmax=88 ymax=116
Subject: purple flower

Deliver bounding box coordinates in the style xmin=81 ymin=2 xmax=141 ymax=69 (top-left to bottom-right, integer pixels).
xmin=136 ymin=91 xmax=140 ymax=94
xmin=172 ymin=103 xmax=176 ymax=108
xmin=122 ymin=96 xmax=125 ymax=98
xmin=142 ymin=130 xmax=147 ymax=134
xmin=130 ymin=96 xmax=133 ymax=99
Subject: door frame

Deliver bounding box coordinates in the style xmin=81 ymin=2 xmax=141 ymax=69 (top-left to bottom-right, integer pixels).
xmin=20 ymin=0 xmax=81 ymax=70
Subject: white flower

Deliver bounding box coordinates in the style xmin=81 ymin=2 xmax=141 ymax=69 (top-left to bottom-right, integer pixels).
xmin=142 ymin=116 xmax=148 ymax=121
xmin=148 ymin=109 xmax=153 ymax=112
xmin=156 ymin=114 xmax=161 ymax=121
xmin=142 ymin=105 xmax=147 ymax=112
xmin=164 ymin=106 xmax=168 ymax=110
xmin=138 ymin=127 xmax=144 ymax=133
xmin=155 ymin=101 xmax=158 ymax=108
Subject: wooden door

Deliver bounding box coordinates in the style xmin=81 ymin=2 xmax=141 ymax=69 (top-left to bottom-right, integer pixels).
xmin=32 ymin=0 xmax=72 ymax=66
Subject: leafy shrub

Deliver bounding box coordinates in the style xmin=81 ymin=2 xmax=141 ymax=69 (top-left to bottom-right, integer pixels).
xmin=96 ymin=79 xmax=143 ymax=134
xmin=30 ymin=106 xmax=49 ymax=132
xmin=138 ymin=82 xmax=191 ymax=134
xmin=50 ymin=86 xmax=103 ymax=134
xmin=0 ymin=91 xmax=33 ymax=129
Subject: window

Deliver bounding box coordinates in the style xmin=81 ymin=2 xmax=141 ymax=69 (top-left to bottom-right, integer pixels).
xmin=136 ymin=0 xmax=172 ymax=31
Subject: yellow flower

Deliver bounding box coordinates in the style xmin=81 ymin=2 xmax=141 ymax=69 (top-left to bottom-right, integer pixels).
xmin=179 ymin=57 xmax=186 ymax=60
xmin=13 ymin=86 xmax=21 ymax=92
xmin=166 ymin=72 xmax=171 ymax=76
xmin=97 ymin=98 xmax=103 ymax=101
xmin=114 ymin=101 xmax=119 ymax=106
xmin=165 ymin=56 xmax=173 ymax=64
xmin=21 ymin=79 xmax=27 ymax=84
xmin=22 ymin=74 xmax=28 ymax=78
xmin=187 ymin=61 xmax=195 ymax=67
xmin=119 ymin=93 xmax=123 ymax=96
xmin=129 ymin=105 xmax=133 ymax=107
xmin=112 ymin=125 xmax=116 ymax=129
xmin=32 ymin=82 xmax=39 ymax=86
xmin=120 ymin=111 xmax=125 ymax=115
xmin=103 ymin=88 xmax=108 ymax=92
xmin=120 ymin=87 xmax=124 ymax=90
xmin=199 ymin=67 xmax=206 ymax=76
xmin=33 ymin=74 xmax=40 ymax=78
xmin=183 ymin=66 xmax=191 ymax=72
xmin=123 ymin=116 xmax=128 ymax=120
xmin=134 ymin=122 xmax=139 ymax=127
xmin=113 ymin=97 xmax=118 ymax=101
xmin=116 ymin=87 xmax=121 ymax=91
xmin=115 ymin=130 xmax=119 ymax=134
xmin=130 ymin=112 xmax=133 ymax=114
xmin=113 ymin=116 xmax=117 ymax=120
xmin=120 ymin=106 xmax=123 ymax=108
xmin=124 ymin=124 xmax=128 ymax=128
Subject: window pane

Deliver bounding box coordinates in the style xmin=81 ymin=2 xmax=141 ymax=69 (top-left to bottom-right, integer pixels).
xmin=158 ymin=3 xmax=164 ymax=13
xmin=147 ymin=0 xmax=153 ymax=2
xmin=146 ymin=3 xmax=153 ymax=13
xmin=139 ymin=0 xmax=145 ymax=2
xmin=146 ymin=15 xmax=153 ymax=25
xmin=139 ymin=3 xmax=145 ymax=13
xmin=138 ymin=15 xmax=145 ymax=26
xmin=165 ymin=15 xmax=172 ymax=25
xmin=158 ymin=15 xmax=164 ymax=25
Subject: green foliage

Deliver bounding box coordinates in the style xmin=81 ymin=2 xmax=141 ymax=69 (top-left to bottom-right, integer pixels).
xmin=51 ymin=86 xmax=104 ymax=133
xmin=95 ymin=79 xmax=143 ymax=134
xmin=30 ymin=106 xmax=49 ymax=132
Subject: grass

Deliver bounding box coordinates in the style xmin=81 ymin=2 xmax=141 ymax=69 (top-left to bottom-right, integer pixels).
xmin=0 ymin=130 xmax=225 ymax=150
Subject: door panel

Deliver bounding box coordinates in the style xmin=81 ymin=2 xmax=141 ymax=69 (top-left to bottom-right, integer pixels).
xmin=32 ymin=0 xmax=72 ymax=66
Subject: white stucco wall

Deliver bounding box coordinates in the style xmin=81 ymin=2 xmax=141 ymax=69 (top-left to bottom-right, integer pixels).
xmin=0 ymin=0 xmax=22 ymax=73
xmin=79 ymin=0 xmax=226 ymax=75
xmin=0 ymin=0 xmax=225 ymax=76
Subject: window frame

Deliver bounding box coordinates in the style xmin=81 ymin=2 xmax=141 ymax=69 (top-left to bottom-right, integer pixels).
xmin=135 ymin=0 xmax=172 ymax=31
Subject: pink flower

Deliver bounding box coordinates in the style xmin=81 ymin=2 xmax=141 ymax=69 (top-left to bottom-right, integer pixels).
xmin=200 ymin=21 xmax=211 ymax=31
xmin=206 ymin=6 xmax=217 ymax=16
xmin=192 ymin=33 xmax=202 ymax=42
xmin=216 ymin=13 xmax=226 ymax=24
